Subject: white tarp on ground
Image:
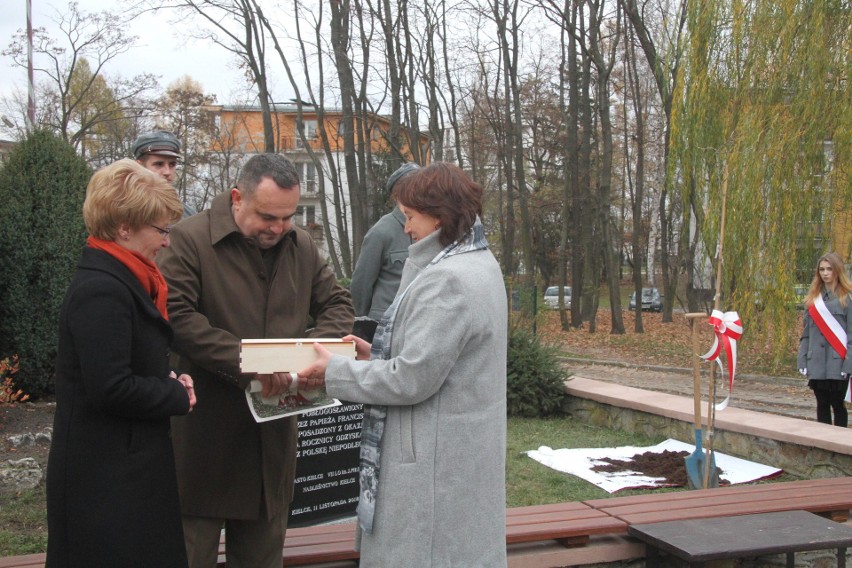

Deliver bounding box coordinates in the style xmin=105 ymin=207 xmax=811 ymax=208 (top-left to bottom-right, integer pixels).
xmin=526 ymin=438 xmax=782 ymax=493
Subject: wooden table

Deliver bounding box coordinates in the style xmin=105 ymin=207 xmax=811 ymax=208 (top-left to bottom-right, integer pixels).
xmin=628 ymin=510 xmax=852 ymax=568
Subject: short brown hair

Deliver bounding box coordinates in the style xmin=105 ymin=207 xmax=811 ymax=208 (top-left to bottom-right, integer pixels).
xmin=83 ymin=159 xmax=183 ymax=240
xmin=392 ymin=162 xmax=482 ymax=247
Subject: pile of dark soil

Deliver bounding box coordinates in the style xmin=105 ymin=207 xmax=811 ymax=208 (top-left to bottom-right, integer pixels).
xmin=591 ymin=449 xmax=728 ymax=487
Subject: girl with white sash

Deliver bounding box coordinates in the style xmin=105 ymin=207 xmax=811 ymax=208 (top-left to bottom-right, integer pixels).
xmin=798 ymin=251 xmax=852 ymax=427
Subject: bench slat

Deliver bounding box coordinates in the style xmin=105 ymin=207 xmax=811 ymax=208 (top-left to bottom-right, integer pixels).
xmin=506 ymin=501 xmax=593 ymax=516
xmin=584 ymin=477 xmax=852 ymax=510
xmin=284 ymin=525 xmax=357 ymax=548
xmin=281 ymin=540 xmax=360 ymax=567
xmin=594 ymin=486 xmax=852 ymax=515
xmin=506 ymin=516 xmax=628 ymax=544
xmin=508 ymin=509 xmax=620 ymax=526
xmin=508 ymin=503 xmax=608 ymax=523
xmin=608 ymin=494 xmax=852 ymax=525
xmin=0 ymin=557 xmax=45 ymax=568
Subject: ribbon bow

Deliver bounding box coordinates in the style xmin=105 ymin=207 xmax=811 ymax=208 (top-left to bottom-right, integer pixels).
xmin=700 ymin=309 xmax=743 ymax=410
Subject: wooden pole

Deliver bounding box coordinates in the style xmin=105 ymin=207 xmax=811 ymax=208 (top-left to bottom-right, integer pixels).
xmin=704 ymin=162 xmax=729 ymax=488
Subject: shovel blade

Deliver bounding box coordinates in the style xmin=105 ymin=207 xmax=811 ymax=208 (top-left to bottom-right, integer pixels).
xmin=685 ymin=449 xmax=706 ymax=489
xmin=685 ymin=429 xmax=707 ymax=490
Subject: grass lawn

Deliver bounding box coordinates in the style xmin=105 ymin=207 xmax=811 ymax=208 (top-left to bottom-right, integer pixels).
xmin=506 ymin=416 xmax=674 ymax=506
xmin=0 ymin=484 xmax=47 ymax=556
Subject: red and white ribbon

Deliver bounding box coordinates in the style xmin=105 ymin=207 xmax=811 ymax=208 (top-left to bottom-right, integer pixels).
xmin=808 ymin=294 xmax=852 ymax=402
xmin=700 ymin=309 xmax=743 ymax=410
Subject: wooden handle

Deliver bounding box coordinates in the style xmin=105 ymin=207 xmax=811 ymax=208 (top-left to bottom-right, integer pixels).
xmin=691 ymin=318 xmax=702 ymax=430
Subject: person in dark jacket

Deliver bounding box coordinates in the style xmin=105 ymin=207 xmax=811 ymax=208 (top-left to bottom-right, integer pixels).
xmin=798 ymin=251 xmax=852 ymax=427
xmin=349 ymin=162 xmax=419 ymax=340
xmin=46 ymin=159 xmax=196 ymax=568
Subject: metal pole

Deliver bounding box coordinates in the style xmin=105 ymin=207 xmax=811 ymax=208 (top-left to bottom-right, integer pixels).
xmin=26 ymin=0 xmax=35 ymax=130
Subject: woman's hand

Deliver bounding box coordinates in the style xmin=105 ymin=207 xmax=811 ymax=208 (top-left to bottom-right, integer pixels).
xmin=342 ymin=334 xmax=372 ymax=360
xmin=174 ymin=373 xmax=197 ymax=412
xmin=296 ymin=343 xmax=334 ymax=390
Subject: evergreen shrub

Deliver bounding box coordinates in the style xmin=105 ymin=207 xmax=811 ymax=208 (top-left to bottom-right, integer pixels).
xmin=506 ymin=327 xmax=568 ymax=417
xmin=0 ymin=130 xmax=90 ymax=397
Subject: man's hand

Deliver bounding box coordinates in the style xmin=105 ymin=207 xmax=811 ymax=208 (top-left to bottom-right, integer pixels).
xmin=255 ymin=372 xmax=295 ymax=398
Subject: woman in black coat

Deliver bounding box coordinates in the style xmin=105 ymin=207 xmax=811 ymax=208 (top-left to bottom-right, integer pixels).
xmin=46 ymin=159 xmax=196 ymax=568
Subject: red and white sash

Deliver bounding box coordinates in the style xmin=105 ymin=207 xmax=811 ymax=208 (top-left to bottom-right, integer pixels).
xmin=808 ymin=294 xmax=852 ymax=402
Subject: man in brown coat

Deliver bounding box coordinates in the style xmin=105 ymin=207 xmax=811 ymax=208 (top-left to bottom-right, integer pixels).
xmin=157 ymin=153 xmax=354 ymax=567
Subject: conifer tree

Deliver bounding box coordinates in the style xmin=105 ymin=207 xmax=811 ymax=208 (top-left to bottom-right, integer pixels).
xmin=0 ymin=130 xmax=90 ymax=397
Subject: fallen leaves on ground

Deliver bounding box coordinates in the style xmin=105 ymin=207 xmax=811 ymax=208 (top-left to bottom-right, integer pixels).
xmin=536 ymin=309 xmax=802 ymax=376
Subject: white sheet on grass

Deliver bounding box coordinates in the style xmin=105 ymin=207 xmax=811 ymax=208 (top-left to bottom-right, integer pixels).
xmin=526 ymin=438 xmax=782 ymax=493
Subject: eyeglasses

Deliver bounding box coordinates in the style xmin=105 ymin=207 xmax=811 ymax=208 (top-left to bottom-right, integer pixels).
xmin=150 ymin=224 xmax=172 ymax=237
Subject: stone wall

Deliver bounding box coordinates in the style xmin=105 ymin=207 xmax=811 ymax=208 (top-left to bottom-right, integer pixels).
xmin=564 ymin=397 xmax=852 ymax=479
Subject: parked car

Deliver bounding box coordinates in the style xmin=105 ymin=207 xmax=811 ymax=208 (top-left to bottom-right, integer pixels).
xmin=544 ymin=286 xmax=571 ymax=309
xmin=628 ymin=287 xmax=663 ymax=312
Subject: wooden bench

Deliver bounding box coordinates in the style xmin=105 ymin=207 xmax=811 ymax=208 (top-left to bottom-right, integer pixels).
xmin=4 ymin=478 xmax=852 ymax=568
xmin=0 ymin=557 xmax=44 ymax=568
xmin=585 ymin=476 xmax=852 ymax=526
xmin=213 ymin=501 xmax=628 ymax=566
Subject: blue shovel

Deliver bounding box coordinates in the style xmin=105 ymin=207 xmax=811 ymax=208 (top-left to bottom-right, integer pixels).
xmin=685 ymin=313 xmax=709 ymax=489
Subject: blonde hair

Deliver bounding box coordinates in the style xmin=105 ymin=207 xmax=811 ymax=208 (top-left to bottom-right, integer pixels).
xmin=83 ymin=159 xmax=183 ymax=240
xmin=805 ymin=251 xmax=852 ymax=307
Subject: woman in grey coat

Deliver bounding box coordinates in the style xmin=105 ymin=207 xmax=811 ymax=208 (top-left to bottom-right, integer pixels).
xmin=798 ymin=251 xmax=852 ymax=427
xmin=298 ymin=162 xmax=508 ymax=567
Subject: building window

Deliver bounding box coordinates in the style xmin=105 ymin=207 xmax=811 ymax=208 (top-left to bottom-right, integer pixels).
xmin=296 ymin=119 xmax=318 ymax=148
xmin=295 ymin=205 xmax=316 ymax=226
xmin=297 ymin=162 xmax=317 ymax=194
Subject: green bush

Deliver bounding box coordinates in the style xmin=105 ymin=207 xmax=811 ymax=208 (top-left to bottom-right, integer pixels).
xmin=506 ymin=328 xmax=568 ymax=417
xmin=0 ymin=130 xmax=90 ymax=398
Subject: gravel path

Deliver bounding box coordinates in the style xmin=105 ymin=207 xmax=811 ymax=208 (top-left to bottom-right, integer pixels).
xmin=561 ymin=357 xmax=816 ymax=422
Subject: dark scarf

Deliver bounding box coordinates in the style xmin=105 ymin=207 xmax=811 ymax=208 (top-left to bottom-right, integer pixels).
xmin=87 ymin=236 xmax=169 ymax=320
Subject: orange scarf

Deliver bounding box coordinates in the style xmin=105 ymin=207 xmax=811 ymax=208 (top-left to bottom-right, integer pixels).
xmin=87 ymin=236 xmax=169 ymax=320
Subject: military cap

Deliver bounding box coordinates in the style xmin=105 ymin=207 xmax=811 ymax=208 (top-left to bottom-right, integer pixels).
xmin=386 ymin=162 xmax=420 ymax=192
xmin=132 ymin=130 xmax=181 ymax=160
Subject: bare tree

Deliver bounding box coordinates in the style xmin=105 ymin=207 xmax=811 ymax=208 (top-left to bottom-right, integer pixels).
xmin=155 ymin=76 xmax=219 ymax=210
xmin=620 ymin=0 xmax=689 ymax=322
xmin=492 ymin=0 xmax=535 ymax=278
xmin=538 ymin=0 xmax=603 ymax=329
xmin=585 ymin=0 xmax=624 ymax=333
xmin=623 ymin=20 xmax=646 ymax=332
xmin=3 ymin=1 xmax=156 ymax=152
xmin=148 ymin=0 xmax=276 ymax=152
xmin=251 ymin=1 xmax=353 ymax=276
xmin=204 ymin=107 xmax=249 ymax=210
xmin=329 ymin=0 xmax=370 ymax=255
